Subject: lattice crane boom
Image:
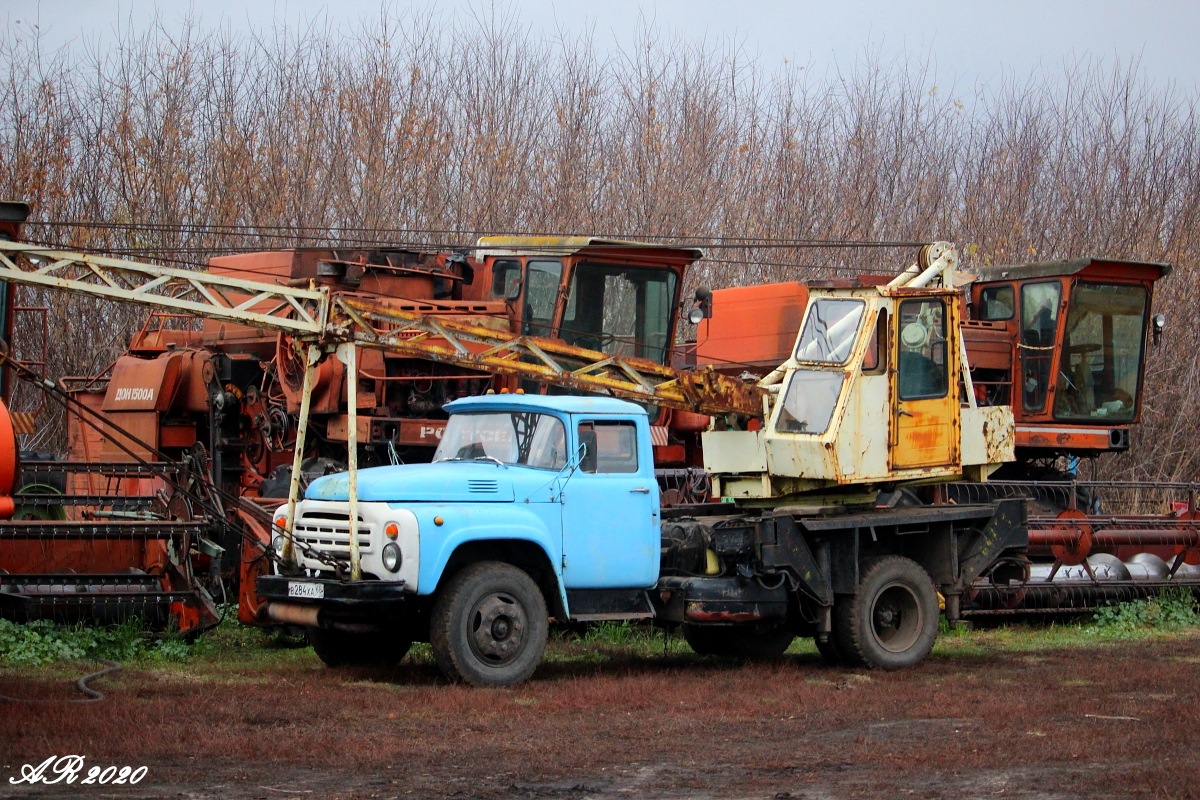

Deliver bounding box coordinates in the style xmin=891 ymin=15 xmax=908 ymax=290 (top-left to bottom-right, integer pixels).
xmin=0 ymin=241 xmax=763 ymax=417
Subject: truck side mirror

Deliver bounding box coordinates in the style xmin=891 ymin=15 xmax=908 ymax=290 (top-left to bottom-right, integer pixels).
xmin=1153 ymin=313 xmax=1166 ymax=345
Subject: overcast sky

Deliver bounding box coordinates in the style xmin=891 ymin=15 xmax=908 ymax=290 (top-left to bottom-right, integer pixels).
xmin=4 ymin=0 xmax=1197 ymax=94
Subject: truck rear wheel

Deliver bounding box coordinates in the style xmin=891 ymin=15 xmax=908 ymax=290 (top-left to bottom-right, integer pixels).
xmin=308 ymin=628 xmax=412 ymax=667
xmin=430 ymin=561 xmax=548 ymax=687
xmin=682 ymin=623 xmax=794 ymax=659
xmin=833 ymin=556 xmax=938 ymax=669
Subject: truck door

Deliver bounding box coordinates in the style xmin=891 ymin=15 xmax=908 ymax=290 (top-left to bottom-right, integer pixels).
xmin=892 ymin=297 xmax=958 ymax=469
xmin=560 ymin=419 xmax=660 ymax=588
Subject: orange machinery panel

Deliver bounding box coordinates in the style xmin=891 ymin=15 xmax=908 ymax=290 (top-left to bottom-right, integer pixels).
xmin=696 ymin=282 xmax=808 ymax=373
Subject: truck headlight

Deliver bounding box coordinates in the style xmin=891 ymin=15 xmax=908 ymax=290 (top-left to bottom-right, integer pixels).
xmin=272 ymin=534 xmax=286 ymax=553
xmin=381 ymin=542 xmax=402 ymax=573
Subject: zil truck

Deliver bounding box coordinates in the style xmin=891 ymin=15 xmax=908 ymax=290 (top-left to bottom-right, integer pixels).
xmin=257 ymin=242 xmax=1031 ymax=686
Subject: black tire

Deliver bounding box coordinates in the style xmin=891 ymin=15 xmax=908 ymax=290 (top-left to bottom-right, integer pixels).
xmin=429 ymin=561 xmax=548 ymax=687
xmin=308 ymin=627 xmax=412 ymax=668
xmin=682 ymin=623 xmax=794 ymax=659
xmin=833 ymin=556 xmax=939 ymax=669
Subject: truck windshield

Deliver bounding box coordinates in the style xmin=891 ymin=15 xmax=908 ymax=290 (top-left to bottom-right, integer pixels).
xmin=794 ymin=299 xmax=864 ymax=363
xmin=1053 ymin=283 xmax=1148 ymax=423
xmin=433 ymin=411 xmax=568 ymax=470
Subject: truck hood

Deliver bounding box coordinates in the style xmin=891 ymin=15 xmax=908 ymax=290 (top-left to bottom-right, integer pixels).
xmin=305 ymin=462 xmax=518 ymax=503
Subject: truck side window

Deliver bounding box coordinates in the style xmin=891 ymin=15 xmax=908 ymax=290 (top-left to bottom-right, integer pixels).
xmin=576 ymin=421 xmax=638 ymax=473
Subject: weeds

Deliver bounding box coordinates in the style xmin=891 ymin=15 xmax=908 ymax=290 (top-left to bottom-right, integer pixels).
xmin=0 ymin=618 xmax=203 ymax=666
xmin=1087 ymin=587 xmax=1200 ymax=638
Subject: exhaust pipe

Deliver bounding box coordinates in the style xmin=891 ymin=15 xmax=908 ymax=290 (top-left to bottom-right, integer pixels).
xmin=264 ymin=602 xmax=320 ymax=627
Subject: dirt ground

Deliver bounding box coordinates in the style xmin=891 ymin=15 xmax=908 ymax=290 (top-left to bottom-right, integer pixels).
xmin=2 ymin=630 xmax=1198 ymax=800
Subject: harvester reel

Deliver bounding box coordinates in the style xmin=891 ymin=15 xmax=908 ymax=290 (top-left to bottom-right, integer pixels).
xmin=1049 ymin=509 xmax=1094 ymax=567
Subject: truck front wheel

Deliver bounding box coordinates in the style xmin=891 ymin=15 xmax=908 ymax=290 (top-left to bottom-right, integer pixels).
xmin=430 ymin=561 xmax=549 ymax=687
xmin=308 ymin=628 xmax=412 ymax=667
xmin=833 ymin=556 xmax=938 ymax=669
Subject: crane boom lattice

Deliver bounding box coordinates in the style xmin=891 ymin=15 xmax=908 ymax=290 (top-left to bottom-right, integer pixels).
xmin=0 ymin=241 xmax=764 ymax=417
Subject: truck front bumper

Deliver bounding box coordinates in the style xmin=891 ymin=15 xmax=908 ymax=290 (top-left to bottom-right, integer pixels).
xmin=256 ymin=576 xmax=413 ymax=629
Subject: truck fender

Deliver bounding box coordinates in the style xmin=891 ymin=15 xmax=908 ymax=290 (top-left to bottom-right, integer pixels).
xmin=417 ymin=506 xmax=566 ymax=612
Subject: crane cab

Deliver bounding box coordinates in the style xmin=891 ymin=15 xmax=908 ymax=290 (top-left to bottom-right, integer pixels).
xmin=705 ymin=264 xmax=1014 ymax=501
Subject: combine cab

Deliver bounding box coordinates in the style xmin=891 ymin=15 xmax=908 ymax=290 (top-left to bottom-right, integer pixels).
xmin=963 ymin=257 xmax=1168 ymax=461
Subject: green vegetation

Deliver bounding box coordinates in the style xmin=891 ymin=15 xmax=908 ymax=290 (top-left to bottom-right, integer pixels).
xmin=2 ymin=591 xmax=1197 ymax=670
xmin=1087 ymin=587 xmax=1199 ymax=638
xmin=0 ymin=618 xmax=202 ymax=667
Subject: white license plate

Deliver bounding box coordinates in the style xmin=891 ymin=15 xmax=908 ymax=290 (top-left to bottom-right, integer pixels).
xmin=288 ymin=581 xmax=325 ymax=599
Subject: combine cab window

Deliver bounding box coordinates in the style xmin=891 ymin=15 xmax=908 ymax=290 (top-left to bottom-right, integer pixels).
xmin=793 ymin=299 xmax=864 ymax=364
xmin=524 ymin=260 xmax=562 ymax=337
xmin=1053 ymin=283 xmax=1148 ymax=423
xmin=562 ymin=263 xmax=678 ymax=364
xmin=979 ymin=285 xmax=1015 ymax=320
xmin=1020 ymin=282 xmax=1062 ymax=412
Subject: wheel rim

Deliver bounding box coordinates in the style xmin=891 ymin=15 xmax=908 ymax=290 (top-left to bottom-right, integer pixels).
xmin=467 ymin=591 xmax=528 ymax=666
xmin=870 ymin=581 xmax=924 ymax=653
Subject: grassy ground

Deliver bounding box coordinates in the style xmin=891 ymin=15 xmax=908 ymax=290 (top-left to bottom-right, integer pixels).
xmin=2 ymin=599 xmax=1198 ymax=800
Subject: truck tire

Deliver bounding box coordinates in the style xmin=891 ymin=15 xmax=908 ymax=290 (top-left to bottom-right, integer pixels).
xmin=430 ymin=561 xmax=549 ymax=687
xmin=682 ymin=623 xmax=794 ymax=659
xmin=833 ymin=556 xmax=938 ymax=669
xmin=308 ymin=628 xmax=412 ymax=667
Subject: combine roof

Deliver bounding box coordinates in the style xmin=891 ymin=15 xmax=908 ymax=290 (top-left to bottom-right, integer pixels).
xmin=974 ymin=256 xmax=1171 ymax=282
xmin=474 ymin=235 xmax=703 ymax=262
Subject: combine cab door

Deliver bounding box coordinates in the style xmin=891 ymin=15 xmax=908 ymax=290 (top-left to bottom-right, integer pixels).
xmin=891 ymin=297 xmax=958 ymax=470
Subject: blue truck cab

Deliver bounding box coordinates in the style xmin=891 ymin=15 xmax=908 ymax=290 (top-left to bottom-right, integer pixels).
xmin=259 ymin=394 xmax=661 ymax=685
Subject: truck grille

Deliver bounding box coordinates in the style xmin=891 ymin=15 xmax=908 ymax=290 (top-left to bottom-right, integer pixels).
xmin=293 ymin=509 xmax=372 ymax=556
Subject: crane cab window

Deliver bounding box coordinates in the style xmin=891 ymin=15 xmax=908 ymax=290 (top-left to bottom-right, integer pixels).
xmin=491 ymin=259 xmax=522 ymax=299
xmin=897 ymin=299 xmax=948 ymax=400
xmin=793 ymin=299 xmax=864 ymax=363
xmin=576 ymin=421 xmax=638 ymax=473
xmin=862 ymin=310 xmax=887 ymax=374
